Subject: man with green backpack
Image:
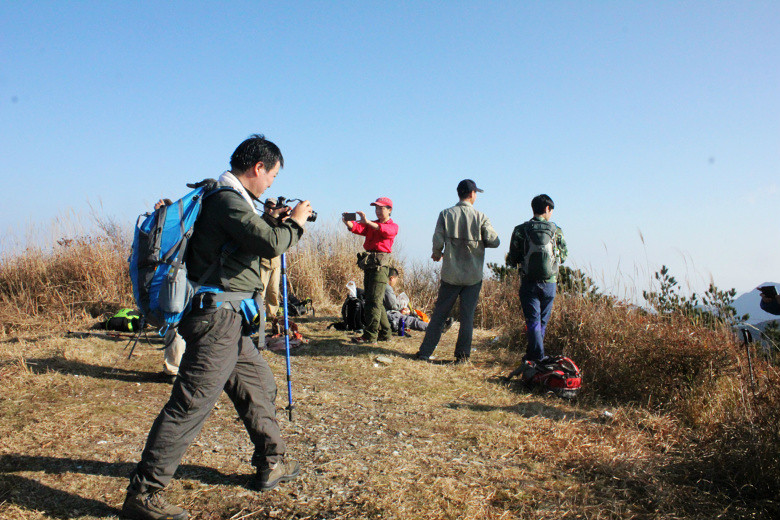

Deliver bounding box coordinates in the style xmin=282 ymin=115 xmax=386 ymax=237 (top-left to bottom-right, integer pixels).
xmin=506 ymin=194 xmax=568 ymax=363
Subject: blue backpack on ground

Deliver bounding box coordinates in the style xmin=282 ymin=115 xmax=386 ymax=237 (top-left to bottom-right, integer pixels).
xmin=129 ymin=179 xmax=243 ymax=334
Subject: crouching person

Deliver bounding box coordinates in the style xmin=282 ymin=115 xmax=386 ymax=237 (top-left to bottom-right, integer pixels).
xmin=122 ymin=135 xmax=312 ymax=520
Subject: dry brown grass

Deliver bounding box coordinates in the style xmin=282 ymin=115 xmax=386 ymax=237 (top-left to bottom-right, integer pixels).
xmin=0 ymin=236 xmax=132 ymax=336
xmin=2 ymin=319 xmax=776 ymax=519
xmin=0 ymin=219 xmax=778 ymax=518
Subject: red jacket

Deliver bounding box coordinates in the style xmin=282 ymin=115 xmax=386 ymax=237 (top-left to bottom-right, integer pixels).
xmin=350 ymin=219 xmax=398 ymax=253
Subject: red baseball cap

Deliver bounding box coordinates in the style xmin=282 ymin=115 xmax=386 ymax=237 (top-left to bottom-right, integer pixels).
xmin=370 ymin=197 xmax=393 ymax=208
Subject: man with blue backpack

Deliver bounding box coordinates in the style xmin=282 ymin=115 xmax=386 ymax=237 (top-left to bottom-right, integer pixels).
xmin=506 ymin=194 xmax=568 ymax=364
xmin=123 ymin=135 xmax=312 ymax=520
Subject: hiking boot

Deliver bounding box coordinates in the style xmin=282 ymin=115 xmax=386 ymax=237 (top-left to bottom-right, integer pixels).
xmin=351 ymin=336 xmax=377 ymax=346
xmin=453 ymin=356 xmax=470 ymax=365
xmin=121 ymin=491 xmax=188 ymax=520
xmin=252 ymin=459 xmax=301 ymax=491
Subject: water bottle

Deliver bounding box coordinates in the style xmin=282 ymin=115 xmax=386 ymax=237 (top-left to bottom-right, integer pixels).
xmin=399 ymin=318 xmax=406 ymax=337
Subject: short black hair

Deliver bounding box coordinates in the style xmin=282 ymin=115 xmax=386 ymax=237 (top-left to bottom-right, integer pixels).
xmin=388 ymin=267 xmax=399 ymax=278
xmin=230 ymin=134 xmax=284 ymax=173
xmin=531 ymin=194 xmax=554 ymax=215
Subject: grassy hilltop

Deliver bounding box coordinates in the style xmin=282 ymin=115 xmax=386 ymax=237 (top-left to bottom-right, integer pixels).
xmin=0 ymin=222 xmax=778 ymax=519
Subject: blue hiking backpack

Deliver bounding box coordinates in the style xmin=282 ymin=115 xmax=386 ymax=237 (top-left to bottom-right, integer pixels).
xmin=128 ymin=179 xmax=242 ymax=333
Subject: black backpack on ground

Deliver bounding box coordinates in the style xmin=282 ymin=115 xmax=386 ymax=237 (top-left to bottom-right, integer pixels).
xmin=280 ymin=278 xmax=315 ymax=317
xmin=286 ymin=294 xmax=314 ymax=317
xmin=326 ymin=288 xmax=366 ymax=332
xmin=325 ymin=288 xmax=365 ymax=332
xmin=341 ymin=288 xmax=366 ymax=331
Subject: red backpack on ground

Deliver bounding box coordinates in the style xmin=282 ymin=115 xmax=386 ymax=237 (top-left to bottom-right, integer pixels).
xmin=506 ymin=355 xmax=582 ymax=399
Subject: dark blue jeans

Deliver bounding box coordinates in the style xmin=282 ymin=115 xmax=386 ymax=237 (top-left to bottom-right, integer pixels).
xmin=519 ymin=280 xmax=557 ymax=362
xmin=417 ymin=281 xmax=482 ymax=360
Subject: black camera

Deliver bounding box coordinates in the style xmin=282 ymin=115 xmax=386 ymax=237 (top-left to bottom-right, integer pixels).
xmin=271 ymin=196 xmax=317 ymax=222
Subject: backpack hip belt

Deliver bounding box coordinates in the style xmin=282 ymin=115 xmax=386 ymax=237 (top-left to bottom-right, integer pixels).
xmin=194 ymin=286 xmax=264 ymax=334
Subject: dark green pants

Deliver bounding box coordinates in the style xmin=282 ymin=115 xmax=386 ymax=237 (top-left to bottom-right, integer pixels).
xmin=363 ymin=266 xmax=390 ymax=341
xmin=128 ymin=306 xmax=285 ymax=494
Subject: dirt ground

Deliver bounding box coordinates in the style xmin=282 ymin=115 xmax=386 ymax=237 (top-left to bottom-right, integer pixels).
xmin=0 ymin=314 xmax=770 ymax=519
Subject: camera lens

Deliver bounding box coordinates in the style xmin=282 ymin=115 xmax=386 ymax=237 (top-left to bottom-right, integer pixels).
xmin=308 ymin=211 xmax=317 ymax=222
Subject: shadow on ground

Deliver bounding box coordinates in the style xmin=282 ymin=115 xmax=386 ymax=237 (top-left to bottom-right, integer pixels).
xmin=446 ymin=400 xmax=590 ymax=421
xmin=281 ymin=337 xmax=416 ymax=360
xmin=0 ymin=473 xmax=118 ymax=519
xmin=0 ymin=454 xmax=249 ymax=519
xmin=26 ymin=357 xmax=165 ymax=383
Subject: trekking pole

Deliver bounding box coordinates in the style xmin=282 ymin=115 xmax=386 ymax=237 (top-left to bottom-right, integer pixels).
xmin=741 ymin=328 xmax=755 ymax=393
xmin=124 ymin=318 xmax=156 ymax=359
xmin=281 ymin=253 xmax=295 ymax=421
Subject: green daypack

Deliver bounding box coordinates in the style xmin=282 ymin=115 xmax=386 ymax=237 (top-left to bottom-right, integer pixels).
xmin=522 ymin=220 xmax=559 ymax=281
xmin=104 ymin=308 xmax=142 ymax=332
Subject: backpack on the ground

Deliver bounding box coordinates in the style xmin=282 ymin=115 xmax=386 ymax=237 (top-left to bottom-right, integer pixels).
xmin=506 ymin=355 xmax=582 ymax=399
xmin=282 ymin=279 xmax=315 ymax=317
xmin=522 ymin=220 xmax=559 ymax=281
xmin=288 ymin=297 xmax=314 ymax=317
xmin=341 ymin=288 xmax=366 ymax=331
xmin=104 ymin=308 xmax=142 ymax=332
xmin=128 ymin=179 xmax=240 ymax=334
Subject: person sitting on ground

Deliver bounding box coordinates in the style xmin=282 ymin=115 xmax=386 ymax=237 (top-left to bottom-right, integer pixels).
xmin=343 ymin=197 xmax=398 ymax=346
xmin=383 ymin=267 xmax=445 ymax=333
xmin=506 ymin=194 xmax=568 ymax=364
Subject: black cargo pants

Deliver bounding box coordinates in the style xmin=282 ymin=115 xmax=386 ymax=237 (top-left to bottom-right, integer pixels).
xmin=128 ymin=305 xmax=285 ymax=494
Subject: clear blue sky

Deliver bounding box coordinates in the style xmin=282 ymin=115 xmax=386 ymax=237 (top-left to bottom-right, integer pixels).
xmin=1 ymin=1 xmax=778 ymax=298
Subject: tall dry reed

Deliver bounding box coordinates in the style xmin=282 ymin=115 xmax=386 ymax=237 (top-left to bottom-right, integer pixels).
xmin=0 ymin=236 xmax=131 ymax=334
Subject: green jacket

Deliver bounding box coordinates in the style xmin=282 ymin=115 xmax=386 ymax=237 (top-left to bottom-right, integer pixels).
xmin=186 ymin=190 xmax=303 ymax=293
xmin=506 ymin=216 xmax=568 ymax=283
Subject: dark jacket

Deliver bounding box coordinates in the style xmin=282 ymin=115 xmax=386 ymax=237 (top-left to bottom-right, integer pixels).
xmin=186 ymin=190 xmax=303 ymax=292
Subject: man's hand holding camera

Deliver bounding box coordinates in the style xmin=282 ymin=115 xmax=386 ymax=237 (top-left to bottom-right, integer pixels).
xmin=289 ymin=200 xmax=313 ymax=228
xmin=268 ymin=196 xmax=316 ymax=228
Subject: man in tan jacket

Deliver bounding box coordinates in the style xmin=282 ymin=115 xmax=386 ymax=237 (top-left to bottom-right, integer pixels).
xmin=259 ymin=198 xmax=284 ymax=320
xmin=415 ymin=179 xmax=500 ymax=364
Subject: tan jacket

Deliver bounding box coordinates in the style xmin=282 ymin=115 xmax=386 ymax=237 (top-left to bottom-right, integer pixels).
xmin=260 ymin=255 xmax=281 ymax=270
xmin=259 ymin=213 xmax=282 ymax=270
xmin=433 ymin=201 xmax=500 ymax=286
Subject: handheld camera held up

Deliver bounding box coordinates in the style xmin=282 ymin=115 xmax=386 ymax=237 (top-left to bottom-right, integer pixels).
xmin=269 ymin=196 xmax=317 ymax=223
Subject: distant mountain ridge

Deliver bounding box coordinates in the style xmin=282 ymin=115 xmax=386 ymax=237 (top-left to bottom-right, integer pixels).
xmin=732 ymin=282 xmax=780 ymax=325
